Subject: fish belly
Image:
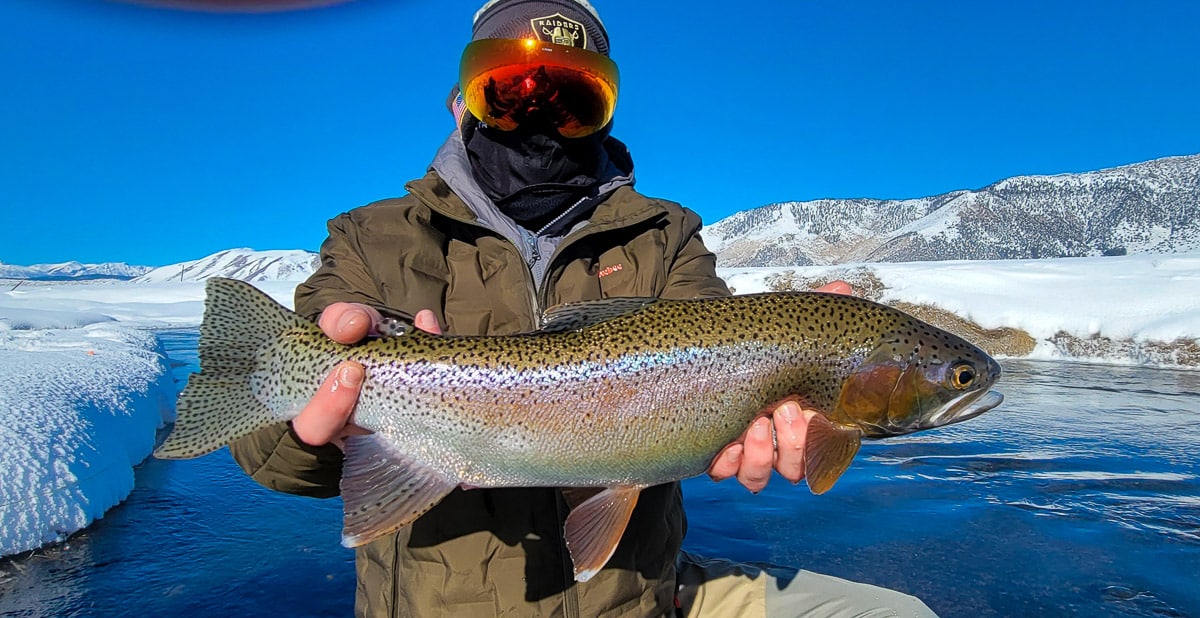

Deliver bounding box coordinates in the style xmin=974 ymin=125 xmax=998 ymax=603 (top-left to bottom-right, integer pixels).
xmin=349 ymin=350 xmax=803 ymax=488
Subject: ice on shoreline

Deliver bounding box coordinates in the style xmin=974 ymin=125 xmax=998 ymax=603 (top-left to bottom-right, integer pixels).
xmin=0 ymin=322 xmax=174 ymax=556
xmin=0 ymin=280 xmax=296 ymax=557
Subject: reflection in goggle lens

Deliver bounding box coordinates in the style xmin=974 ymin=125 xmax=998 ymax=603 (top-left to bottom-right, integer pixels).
xmin=460 ymin=38 xmax=619 ymax=138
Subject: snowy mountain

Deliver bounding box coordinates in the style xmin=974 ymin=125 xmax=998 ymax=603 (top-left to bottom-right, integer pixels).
xmin=707 ymin=153 xmax=1200 ymax=266
xmin=133 ymin=248 xmax=320 ymax=283
xmin=0 ymin=260 xmax=151 ymax=281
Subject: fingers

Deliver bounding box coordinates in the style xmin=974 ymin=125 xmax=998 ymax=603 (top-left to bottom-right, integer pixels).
xmin=413 ymin=309 xmax=442 ymax=334
xmin=319 ymin=303 xmax=384 ymax=344
xmin=707 ymin=402 xmax=817 ymax=492
xmin=736 ymin=417 xmax=775 ymax=493
xmin=707 ymin=443 xmax=744 ymax=482
xmin=292 ymin=361 xmax=365 ymax=447
xmin=772 ymin=402 xmax=810 ymax=484
xmin=322 ymin=303 xmax=441 ymax=339
xmin=303 ymin=304 xmax=436 ymax=451
xmin=815 ymin=280 xmax=853 ymax=295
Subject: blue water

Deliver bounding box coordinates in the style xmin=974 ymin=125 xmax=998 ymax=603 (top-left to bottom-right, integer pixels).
xmin=1 ymin=329 xmax=1197 ymax=617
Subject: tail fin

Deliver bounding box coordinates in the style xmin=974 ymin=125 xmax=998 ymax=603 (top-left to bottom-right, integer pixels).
xmin=155 ymin=277 xmax=314 ymax=459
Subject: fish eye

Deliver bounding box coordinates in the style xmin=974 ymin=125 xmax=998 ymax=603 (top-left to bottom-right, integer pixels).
xmin=950 ymin=363 xmax=976 ymax=390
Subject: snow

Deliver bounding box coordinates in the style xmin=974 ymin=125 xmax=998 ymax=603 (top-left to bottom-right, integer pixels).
xmin=0 ymin=321 xmax=172 ymax=556
xmin=1 ymin=253 xmax=1198 ymax=557
xmin=708 ymin=154 xmax=1200 ymax=265
xmin=888 ymin=193 xmax=962 ymax=240
xmin=133 ymin=248 xmax=318 ymax=283
xmin=721 ymin=252 xmax=1200 ymax=360
xmin=0 ymin=279 xmax=298 ymax=557
xmin=0 ymin=261 xmax=150 ymax=280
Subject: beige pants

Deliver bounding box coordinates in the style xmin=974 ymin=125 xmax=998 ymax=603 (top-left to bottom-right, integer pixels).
xmin=677 ymin=552 xmax=939 ymax=618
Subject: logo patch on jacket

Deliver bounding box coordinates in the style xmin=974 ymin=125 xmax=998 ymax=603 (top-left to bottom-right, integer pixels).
xmin=531 ymin=13 xmax=586 ymax=49
xmin=597 ymin=263 xmax=623 ymax=278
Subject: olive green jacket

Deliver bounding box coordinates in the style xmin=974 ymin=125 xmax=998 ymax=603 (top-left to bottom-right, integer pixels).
xmin=229 ymin=170 xmax=730 ymax=617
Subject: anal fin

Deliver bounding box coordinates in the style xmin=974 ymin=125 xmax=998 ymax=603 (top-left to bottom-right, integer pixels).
xmin=563 ymin=485 xmax=643 ymax=582
xmin=339 ymin=434 xmax=458 ymax=547
xmin=804 ymin=415 xmax=863 ymax=495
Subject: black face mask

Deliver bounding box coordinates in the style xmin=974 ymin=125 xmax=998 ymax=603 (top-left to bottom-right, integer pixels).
xmin=464 ymin=118 xmax=610 ymax=229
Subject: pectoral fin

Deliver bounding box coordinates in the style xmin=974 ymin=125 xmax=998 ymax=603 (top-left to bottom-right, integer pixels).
xmin=563 ymin=484 xmax=644 ymax=582
xmin=339 ymin=434 xmax=458 ymax=547
xmin=804 ymin=415 xmax=863 ymax=495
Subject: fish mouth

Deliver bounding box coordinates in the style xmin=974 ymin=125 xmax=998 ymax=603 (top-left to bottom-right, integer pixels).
xmin=923 ymin=389 xmax=1004 ymax=429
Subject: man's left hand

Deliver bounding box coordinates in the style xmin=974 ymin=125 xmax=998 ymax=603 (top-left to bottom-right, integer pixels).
xmin=706 ymin=402 xmax=820 ymax=492
xmin=706 ymin=280 xmax=852 ymax=493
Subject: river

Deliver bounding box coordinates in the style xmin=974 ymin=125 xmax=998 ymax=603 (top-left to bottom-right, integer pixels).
xmin=0 ymin=329 xmax=1196 ymax=617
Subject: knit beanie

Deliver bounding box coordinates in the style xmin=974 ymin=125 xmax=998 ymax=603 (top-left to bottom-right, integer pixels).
xmin=471 ymin=0 xmax=609 ymax=56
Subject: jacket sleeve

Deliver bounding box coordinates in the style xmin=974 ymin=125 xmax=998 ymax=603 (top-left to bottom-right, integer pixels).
xmin=660 ymin=207 xmax=732 ymax=301
xmin=227 ymin=423 xmax=345 ymax=498
xmin=227 ymin=211 xmax=384 ymax=498
xmin=295 ymin=211 xmax=413 ymax=322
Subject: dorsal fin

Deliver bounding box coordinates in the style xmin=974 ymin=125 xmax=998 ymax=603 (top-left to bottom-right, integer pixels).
xmin=539 ymin=297 xmax=659 ymax=333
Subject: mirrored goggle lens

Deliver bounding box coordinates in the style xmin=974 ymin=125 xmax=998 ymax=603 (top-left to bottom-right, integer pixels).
xmin=460 ymin=38 xmax=619 ymax=138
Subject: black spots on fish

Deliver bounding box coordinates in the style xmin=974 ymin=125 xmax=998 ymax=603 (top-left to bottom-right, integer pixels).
xmin=327 ymin=291 xmax=995 ymax=482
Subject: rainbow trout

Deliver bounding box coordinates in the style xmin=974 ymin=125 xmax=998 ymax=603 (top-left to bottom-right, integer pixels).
xmin=157 ymin=278 xmax=1003 ymax=581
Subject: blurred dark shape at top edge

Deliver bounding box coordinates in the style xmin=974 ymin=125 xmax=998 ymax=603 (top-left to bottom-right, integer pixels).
xmin=106 ymin=0 xmax=364 ymax=14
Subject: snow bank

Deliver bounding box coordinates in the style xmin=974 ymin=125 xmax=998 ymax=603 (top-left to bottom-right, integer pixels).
xmin=0 ymin=308 xmax=115 ymax=331
xmin=0 ymin=321 xmax=175 ymax=556
xmin=0 ymin=280 xmax=297 ymax=328
xmin=720 ymin=253 xmax=1200 ymax=346
xmin=0 ymin=279 xmax=297 ymax=557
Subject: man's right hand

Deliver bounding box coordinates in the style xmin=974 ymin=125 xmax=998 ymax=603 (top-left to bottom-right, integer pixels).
xmin=291 ymin=303 xmax=441 ymax=449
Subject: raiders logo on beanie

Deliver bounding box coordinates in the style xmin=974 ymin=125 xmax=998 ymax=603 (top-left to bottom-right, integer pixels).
xmin=471 ymin=0 xmax=610 ymax=56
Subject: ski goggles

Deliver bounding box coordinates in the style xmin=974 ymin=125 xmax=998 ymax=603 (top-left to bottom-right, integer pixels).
xmin=459 ymin=38 xmax=619 ymax=138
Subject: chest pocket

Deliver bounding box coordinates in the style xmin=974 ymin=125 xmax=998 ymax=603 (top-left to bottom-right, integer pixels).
xmin=594 ymin=229 xmax=668 ymax=299
xmin=547 ymin=225 xmax=670 ymax=307
xmin=444 ymin=235 xmax=538 ymax=335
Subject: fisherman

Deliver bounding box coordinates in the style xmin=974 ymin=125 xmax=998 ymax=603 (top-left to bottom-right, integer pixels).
xmin=229 ymin=1 xmax=938 ymax=615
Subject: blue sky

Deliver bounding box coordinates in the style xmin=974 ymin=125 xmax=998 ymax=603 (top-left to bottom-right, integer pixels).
xmin=3 ymin=0 xmax=1198 ymax=267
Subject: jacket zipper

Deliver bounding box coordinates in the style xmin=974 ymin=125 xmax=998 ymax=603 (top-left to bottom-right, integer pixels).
xmin=523 ymin=229 xmax=542 ymax=272
xmin=520 ymin=236 xmax=579 ymax=618
xmin=408 ymin=183 xmax=666 ymax=317
xmin=557 ymin=495 xmax=581 ymax=618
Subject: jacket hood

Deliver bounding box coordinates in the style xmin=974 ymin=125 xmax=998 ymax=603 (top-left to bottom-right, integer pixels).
xmin=429 ymin=128 xmax=636 ymax=238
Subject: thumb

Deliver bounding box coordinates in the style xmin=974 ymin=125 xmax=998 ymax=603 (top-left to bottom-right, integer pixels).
xmin=319 ymin=303 xmax=383 ymax=344
xmin=413 ymin=309 xmax=442 ymax=334
xmin=292 ymin=361 xmax=363 ymax=446
xmin=816 ymin=280 xmax=853 ymax=296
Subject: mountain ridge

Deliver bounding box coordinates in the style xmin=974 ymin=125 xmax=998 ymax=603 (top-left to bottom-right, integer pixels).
xmin=132 ymin=248 xmax=320 ymax=283
xmin=0 ymin=261 xmax=151 ymax=281
xmin=707 ymin=153 xmax=1200 ymax=266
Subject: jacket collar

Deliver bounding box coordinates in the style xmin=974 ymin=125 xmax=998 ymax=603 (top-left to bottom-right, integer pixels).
xmin=419 ymin=130 xmax=644 ymax=237
xmin=407 ymin=170 xmax=672 ymax=241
